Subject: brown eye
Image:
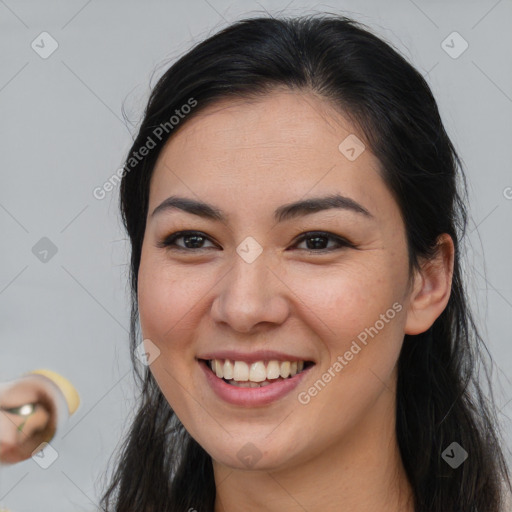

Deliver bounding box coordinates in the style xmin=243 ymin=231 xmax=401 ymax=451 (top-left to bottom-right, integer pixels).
xmin=292 ymin=231 xmax=353 ymax=252
xmin=157 ymin=231 xmax=218 ymax=251
xmin=157 ymin=230 xmax=353 ymax=253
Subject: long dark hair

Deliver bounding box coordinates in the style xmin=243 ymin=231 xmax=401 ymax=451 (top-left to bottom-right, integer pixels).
xmin=99 ymin=13 xmax=511 ymax=511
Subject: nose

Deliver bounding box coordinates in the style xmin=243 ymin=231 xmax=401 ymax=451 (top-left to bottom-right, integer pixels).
xmin=210 ymin=251 xmax=290 ymax=333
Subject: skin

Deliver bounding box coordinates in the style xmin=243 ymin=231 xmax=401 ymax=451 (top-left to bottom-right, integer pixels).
xmin=0 ymin=378 xmax=55 ymax=463
xmin=138 ymin=89 xmax=454 ymax=512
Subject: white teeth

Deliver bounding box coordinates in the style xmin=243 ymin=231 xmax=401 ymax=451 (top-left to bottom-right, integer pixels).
xmin=266 ymin=360 xmax=281 ymax=379
xmin=223 ymin=359 xmax=234 ymax=380
xmin=229 ymin=380 xmax=260 ymax=388
xmin=208 ymin=358 xmax=308 ymax=382
xmin=249 ymin=361 xmax=267 ymax=382
xmin=280 ymin=361 xmax=291 ymax=378
xmin=214 ymin=360 xmax=224 ymax=379
xmin=233 ymin=361 xmax=249 ymax=381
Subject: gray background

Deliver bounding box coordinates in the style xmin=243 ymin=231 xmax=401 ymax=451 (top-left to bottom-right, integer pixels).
xmin=0 ymin=1 xmax=511 ymax=510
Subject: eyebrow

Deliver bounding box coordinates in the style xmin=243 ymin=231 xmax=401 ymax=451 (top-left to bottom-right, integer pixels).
xmin=151 ymin=193 xmax=373 ymax=223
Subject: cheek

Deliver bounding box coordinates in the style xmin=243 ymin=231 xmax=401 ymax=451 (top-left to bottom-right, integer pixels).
xmin=137 ymin=253 xmax=213 ymax=342
xmin=137 ymin=255 xmax=208 ymax=418
xmin=289 ymin=269 xmax=405 ymax=431
xmin=286 ymin=261 xmax=402 ymax=343
xmin=288 ymin=262 xmax=406 ymax=404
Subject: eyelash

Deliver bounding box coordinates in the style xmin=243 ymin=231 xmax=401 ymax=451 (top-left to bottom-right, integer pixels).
xmin=157 ymin=230 xmax=354 ymax=254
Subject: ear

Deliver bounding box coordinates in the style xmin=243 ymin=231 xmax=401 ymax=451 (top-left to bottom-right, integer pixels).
xmin=404 ymin=233 xmax=455 ymax=335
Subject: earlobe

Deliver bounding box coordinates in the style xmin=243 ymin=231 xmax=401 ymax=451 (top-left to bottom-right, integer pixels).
xmin=404 ymin=234 xmax=455 ymax=335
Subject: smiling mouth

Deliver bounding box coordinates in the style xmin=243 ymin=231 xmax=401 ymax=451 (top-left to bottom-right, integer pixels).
xmin=200 ymin=358 xmax=315 ymax=388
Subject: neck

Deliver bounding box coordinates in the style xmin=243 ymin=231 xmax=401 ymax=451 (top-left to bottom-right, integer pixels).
xmin=212 ymin=374 xmax=414 ymax=512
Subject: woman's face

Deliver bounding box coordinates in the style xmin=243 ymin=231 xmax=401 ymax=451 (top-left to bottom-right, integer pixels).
xmin=138 ymin=90 xmax=415 ymax=471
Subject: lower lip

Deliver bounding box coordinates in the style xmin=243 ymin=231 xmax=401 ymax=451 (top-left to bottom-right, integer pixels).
xmin=198 ymin=360 xmax=313 ymax=407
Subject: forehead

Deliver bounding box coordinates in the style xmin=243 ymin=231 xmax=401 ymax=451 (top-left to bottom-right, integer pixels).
xmin=157 ymin=90 xmax=364 ymax=163
xmin=149 ymin=90 xmax=392 ymax=221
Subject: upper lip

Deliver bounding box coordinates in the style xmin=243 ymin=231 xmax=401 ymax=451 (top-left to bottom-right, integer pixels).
xmin=197 ymin=350 xmax=315 ymax=364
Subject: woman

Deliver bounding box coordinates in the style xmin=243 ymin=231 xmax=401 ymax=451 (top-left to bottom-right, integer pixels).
xmin=99 ymin=14 xmax=511 ymax=512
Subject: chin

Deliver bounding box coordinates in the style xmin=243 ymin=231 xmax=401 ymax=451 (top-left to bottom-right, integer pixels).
xmin=202 ymin=434 xmax=302 ymax=472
